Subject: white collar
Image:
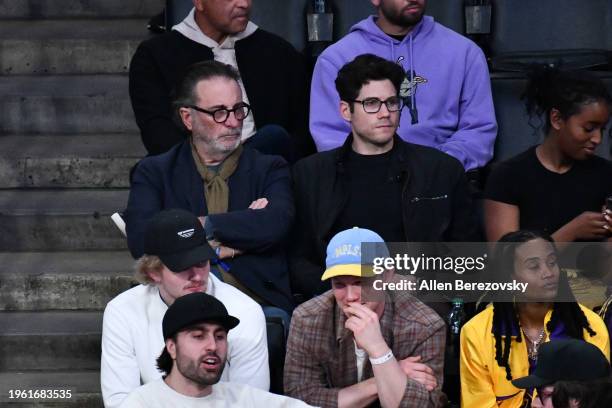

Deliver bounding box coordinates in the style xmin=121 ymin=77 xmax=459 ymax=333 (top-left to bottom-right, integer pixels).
xmin=172 ymin=8 xmax=258 ymax=49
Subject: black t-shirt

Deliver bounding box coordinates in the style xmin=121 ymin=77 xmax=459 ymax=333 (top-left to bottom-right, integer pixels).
xmin=485 ymin=146 xmax=612 ymax=235
xmin=331 ymin=147 xmax=406 ymax=242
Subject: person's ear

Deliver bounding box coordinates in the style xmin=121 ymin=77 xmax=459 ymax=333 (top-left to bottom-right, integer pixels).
xmin=192 ymin=0 xmax=205 ymax=13
xmin=147 ymin=267 xmax=163 ymax=284
xmin=370 ymin=0 xmax=382 ymax=9
xmin=340 ymin=101 xmax=353 ymax=122
xmin=179 ymin=107 xmax=194 ymax=132
xmin=166 ymin=338 xmax=177 ymax=360
xmin=549 ymin=108 xmax=564 ymax=131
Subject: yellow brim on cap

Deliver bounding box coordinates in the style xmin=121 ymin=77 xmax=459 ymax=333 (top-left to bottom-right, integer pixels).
xmin=321 ymin=264 xmax=375 ymax=281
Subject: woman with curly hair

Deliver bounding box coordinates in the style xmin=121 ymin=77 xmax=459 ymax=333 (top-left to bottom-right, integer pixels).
xmin=460 ymin=230 xmax=609 ymax=408
xmin=484 ymin=67 xmax=612 ymax=243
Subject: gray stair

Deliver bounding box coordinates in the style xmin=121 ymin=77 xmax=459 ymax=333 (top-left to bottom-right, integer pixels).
xmin=0 ymin=371 xmax=102 ymax=407
xmin=0 ymin=3 xmax=151 ymax=404
xmin=0 ymin=189 xmax=129 ymax=251
xmin=0 ymin=251 xmax=135 ymax=311
xmin=0 ymin=19 xmax=149 ymax=75
xmin=0 ymin=311 xmax=103 ymax=371
xmin=0 ymin=134 xmax=145 ymax=188
xmin=0 ymin=0 xmax=161 ymax=20
xmin=0 ymin=75 xmax=136 ymax=134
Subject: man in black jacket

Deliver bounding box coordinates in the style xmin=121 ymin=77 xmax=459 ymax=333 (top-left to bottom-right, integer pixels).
xmin=126 ymin=60 xmax=295 ymax=313
xmin=290 ymin=54 xmax=478 ymax=299
xmin=129 ymin=0 xmax=312 ymax=159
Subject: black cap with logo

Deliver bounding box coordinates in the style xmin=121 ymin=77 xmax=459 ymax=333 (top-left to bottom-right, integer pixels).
xmin=512 ymin=339 xmax=611 ymax=389
xmin=143 ymin=209 xmax=216 ymax=272
xmin=162 ymin=292 xmax=240 ymax=339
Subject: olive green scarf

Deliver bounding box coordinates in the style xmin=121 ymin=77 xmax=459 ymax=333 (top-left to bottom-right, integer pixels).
xmin=191 ymin=143 xmax=243 ymax=214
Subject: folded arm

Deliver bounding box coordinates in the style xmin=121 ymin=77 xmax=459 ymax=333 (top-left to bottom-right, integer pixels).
xmin=207 ymin=161 xmax=294 ymax=252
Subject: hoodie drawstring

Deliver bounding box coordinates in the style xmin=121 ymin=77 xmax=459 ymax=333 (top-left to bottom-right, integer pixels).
xmin=409 ymin=34 xmax=418 ymax=124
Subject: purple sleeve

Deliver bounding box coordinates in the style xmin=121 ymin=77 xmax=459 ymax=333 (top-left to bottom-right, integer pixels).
xmin=309 ymin=55 xmax=351 ymax=151
xmin=438 ymin=46 xmax=497 ymax=170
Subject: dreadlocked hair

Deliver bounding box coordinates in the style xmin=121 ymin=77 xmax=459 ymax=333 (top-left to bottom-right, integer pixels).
xmin=490 ymin=231 xmax=597 ymax=381
xmin=492 ymin=302 xmax=522 ymax=381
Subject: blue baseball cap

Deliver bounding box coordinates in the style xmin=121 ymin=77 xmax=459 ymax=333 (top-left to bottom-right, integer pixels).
xmin=321 ymin=227 xmax=390 ymax=281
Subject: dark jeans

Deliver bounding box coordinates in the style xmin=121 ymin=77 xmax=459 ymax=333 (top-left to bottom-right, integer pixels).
xmin=262 ymin=305 xmax=291 ymax=395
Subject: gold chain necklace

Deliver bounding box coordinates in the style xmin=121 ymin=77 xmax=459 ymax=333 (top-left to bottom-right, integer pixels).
xmin=522 ymin=328 xmax=546 ymax=361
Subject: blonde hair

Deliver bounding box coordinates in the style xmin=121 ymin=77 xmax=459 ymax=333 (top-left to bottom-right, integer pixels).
xmin=134 ymin=254 xmax=164 ymax=284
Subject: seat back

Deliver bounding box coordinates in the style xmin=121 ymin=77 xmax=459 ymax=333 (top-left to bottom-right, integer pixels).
xmin=331 ymin=0 xmax=375 ymax=39
xmin=491 ymin=74 xmax=545 ymax=162
xmin=165 ymin=0 xmax=192 ymax=29
xmin=426 ymin=0 xmax=465 ymax=35
xmin=250 ymin=0 xmax=309 ymax=51
xmin=490 ymin=0 xmax=612 ymax=55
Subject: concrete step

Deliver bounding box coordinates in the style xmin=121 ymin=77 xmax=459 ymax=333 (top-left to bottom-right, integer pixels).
xmin=0 ymin=134 xmax=145 ymax=188
xmin=0 ymin=311 xmax=102 ymax=371
xmin=0 ymin=370 xmax=102 ymax=407
xmin=0 ymin=75 xmax=136 ymax=134
xmin=0 ymin=189 xmax=129 ymax=251
xmin=0 ymin=19 xmax=150 ymax=75
xmin=0 ymin=0 xmax=160 ymax=20
xmin=0 ymin=251 xmax=136 ymax=311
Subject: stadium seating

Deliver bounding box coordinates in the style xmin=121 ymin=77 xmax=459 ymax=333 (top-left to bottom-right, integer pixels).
xmin=487 ymin=1 xmax=612 ymax=162
xmin=331 ymin=0 xmax=376 ymax=39
xmin=426 ymin=0 xmax=465 ymax=35
xmin=489 ymin=0 xmax=612 ymax=55
xmin=164 ymin=0 xmax=192 ymax=31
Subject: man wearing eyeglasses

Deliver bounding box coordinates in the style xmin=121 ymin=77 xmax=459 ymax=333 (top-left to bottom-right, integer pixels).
xmin=290 ymin=54 xmax=477 ymax=299
xmin=125 ymin=60 xmax=295 ymax=314
xmin=309 ymin=0 xmax=496 ymax=173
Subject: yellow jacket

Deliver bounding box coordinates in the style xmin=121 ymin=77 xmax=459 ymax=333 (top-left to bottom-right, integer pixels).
xmin=460 ymin=304 xmax=610 ymax=408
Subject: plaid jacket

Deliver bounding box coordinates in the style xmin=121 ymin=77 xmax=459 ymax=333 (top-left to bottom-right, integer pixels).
xmin=284 ymin=290 xmax=447 ymax=407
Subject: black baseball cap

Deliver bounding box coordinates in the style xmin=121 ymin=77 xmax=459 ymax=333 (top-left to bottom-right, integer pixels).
xmin=162 ymin=292 xmax=240 ymax=339
xmin=143 ymin=209 xmax=216 ymax=272
xmin=512 ymin=339 xmax=611 ymax=389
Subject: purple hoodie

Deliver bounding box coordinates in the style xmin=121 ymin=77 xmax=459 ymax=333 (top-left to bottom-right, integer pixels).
xmin=310 ymin=15 xmax=497 ymax=170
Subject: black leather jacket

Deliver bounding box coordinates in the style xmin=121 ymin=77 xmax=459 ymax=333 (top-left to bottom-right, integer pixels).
xmin=290 ymin=134 xmax=479 ymax=298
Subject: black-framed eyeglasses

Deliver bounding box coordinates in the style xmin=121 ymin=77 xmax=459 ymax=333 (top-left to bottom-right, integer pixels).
xmin=187 ymin=102 xmax=251 ymax=123
xmin=352 ymin=96 xmax=403 ymax=113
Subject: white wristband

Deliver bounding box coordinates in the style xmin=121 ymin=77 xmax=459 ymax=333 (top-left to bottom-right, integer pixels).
xmin=369 ymin=350 xmax=394 ymax=365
